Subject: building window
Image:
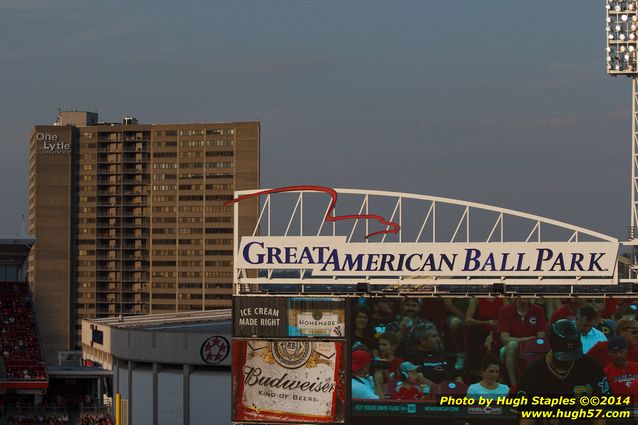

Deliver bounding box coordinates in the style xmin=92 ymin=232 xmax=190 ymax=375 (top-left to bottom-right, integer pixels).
xmin=152 ymin=261 xmax=177 ymax=267
xmin=205 ymin=184 xmax=233 ymax=191
xmin=151 ymin=250 xmax=175 ymax=256
xmin=179 ymin=151 xmax=203 ymax=158
xmin=206 ymin=151 xmax=234 ymax=157
xmin=179 ymin=162 xmax=203 ymax=169
xmin=155 ymin=130 xmax=177 ymax=137
xmin=153 ymin=140 xmax=177 ymax=147
xmin=206 ymin=140 xmax=234 ymax=147
xmin=205 ymin=250 xmax=233 ymax=256
xmin=178 ymin=249 xmax=201 ymax=256
xmin=179 ymin=130 xmax=205 ymax=136
xmin=205 ymin=238 xmax=232 ymax=245
xmin=152 ymin=238 xmax=177 ymax=245
xmin=153 ymin=152 xmax=177 ymax=158
xmin=205 ymin=162 xmax=233 ymax=168
xmin=179 ymin=140 xmax=204 ymax=147
xmin=152 ymin=228 xmax=176 ymax=234
xmin=152 ymin=184 xmax=177 ymax=191
xmin=152 ymin=163 xmax=177 ymax=169
xmin=152 ymin=195 xmax=176 ymax=202
xmin=205 ymin=195 xmax=233 ymax=202
xmin=205 ymin=206 xmax=232 ymax=213
xmin=179 ymin=195 xmax=204 ymax=202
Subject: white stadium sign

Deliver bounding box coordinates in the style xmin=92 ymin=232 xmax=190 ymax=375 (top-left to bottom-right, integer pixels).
xmin=237 ymin=237 xmax=618 ymax=277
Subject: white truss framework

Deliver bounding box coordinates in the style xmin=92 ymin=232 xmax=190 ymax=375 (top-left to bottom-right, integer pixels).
xmin=232 ymin=188 xmax=621 ymax=295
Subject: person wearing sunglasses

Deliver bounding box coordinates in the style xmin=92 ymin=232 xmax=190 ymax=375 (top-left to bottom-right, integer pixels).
xmin=588 ymin=318 xmax=638 ymax=368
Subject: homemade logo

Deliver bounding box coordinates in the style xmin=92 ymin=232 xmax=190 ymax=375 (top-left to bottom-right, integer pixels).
xmin=200 ymin=335 xmax=229 ymax=364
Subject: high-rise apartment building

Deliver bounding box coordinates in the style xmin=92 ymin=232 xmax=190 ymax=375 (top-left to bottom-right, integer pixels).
xmin=28 ymin=111 xmax=259 ymax=362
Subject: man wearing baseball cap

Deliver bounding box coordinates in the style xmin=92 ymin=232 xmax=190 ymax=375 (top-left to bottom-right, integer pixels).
xmin=351 ymin=349 xmax=385 ymax=400
xmin=391 ymin=361 xmax=425 ymax=400
xmin=589 ymin=318 xmax=638 ymax=368
xmin=604 ymin=336 xmax=638 ymax=397
xmin=519 ymin=319 xmax=610 ymax=425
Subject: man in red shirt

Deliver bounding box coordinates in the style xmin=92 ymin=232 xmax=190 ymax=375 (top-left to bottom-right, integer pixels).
xmin=498 ymin=298 xmax=546 ymax=386
xmin=392 ymin=361 xmax=425 ymax=400
xmin=589 ymin=318 xmax=638 ymax=368
xmin=550 ymin=298 xmax=586 ymax=323
xmin=603 ymin=336 xmax=638 ymax=396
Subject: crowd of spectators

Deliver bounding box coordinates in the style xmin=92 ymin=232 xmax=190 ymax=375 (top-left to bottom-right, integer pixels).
xmin=6 ymin=416 xmax=112 ymax=425
xmin=0 ymin=281 xmax=47 ymax=381
xmin=77 ymin=415 xmax=112 ymax=425
xmin=350 ymin=297 xmax=638 ymax=401
xmin=7 ymin=416 xmax=70 ymax=425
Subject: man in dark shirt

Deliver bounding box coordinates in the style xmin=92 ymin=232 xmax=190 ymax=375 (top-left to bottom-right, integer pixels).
xmin=519 ymin=319 xmax=610 ymax=425
xmin=405 ymin=324 xmax=462 ymax=385
xmin=385 ymin=298 xmax=433 ymax=356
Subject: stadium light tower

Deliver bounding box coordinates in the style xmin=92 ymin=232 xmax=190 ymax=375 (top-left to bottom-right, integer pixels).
xmin=606 ymin=0 xmax=638 ymax=275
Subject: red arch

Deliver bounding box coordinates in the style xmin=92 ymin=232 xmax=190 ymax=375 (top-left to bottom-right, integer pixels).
xmin=224 ymin=186 xmax=400 ymax=239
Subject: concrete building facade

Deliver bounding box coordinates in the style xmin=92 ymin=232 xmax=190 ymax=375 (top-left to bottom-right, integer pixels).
xmin=28 ymin=111 xmax=259 ymax=362
xmin=81 ymin=310 xmax=232 ymax=425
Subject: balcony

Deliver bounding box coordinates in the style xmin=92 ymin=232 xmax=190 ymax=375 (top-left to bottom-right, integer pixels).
xmin=122 ymin=145 xmax=148 ymax=153
xmin=96 ymin=276 xmax=120 ymax=283
xmin=96 ymin=221 xmax=121 ymax=229
xmin=122 ymin=220 xmax=150 ymax=228
xmin=96 ymin=186 xmax=120 ymax=194
xmin=96 ymin=176 xmax=121 ymax=184
xmin=123 ymin=229 xmax=150 ymax=237
xmin=123 ymin=154 xmax=149 ymax=164
xmin=122 ymin=251 xmax=148 ymax=267
xmin=97 ymin=145 xmax=121 ymax=153
xmin=123 ymin=177 xmax=149 ymax=185
xmin=122 ymin=242 xmax=147 ymax=250
xmin=96 ymin=210 xmax=121 ymax=218
xmin=95 ymin=243 xmax=119 ymax=250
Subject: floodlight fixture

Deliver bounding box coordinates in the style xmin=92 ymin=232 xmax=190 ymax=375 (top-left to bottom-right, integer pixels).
xmin=606 ymin=1 xmax=638 ymax=76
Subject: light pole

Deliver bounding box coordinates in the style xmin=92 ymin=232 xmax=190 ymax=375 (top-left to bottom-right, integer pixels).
xmin=606 ymin=0 xmax=638 ymax=277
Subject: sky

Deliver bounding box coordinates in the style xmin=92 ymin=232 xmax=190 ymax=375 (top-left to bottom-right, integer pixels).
xmin=0 ymin=0 xmax=631 ymax=240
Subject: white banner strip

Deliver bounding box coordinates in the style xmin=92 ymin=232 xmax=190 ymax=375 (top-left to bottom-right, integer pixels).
xmin=236 ymin=237 xmax=619 ymax=278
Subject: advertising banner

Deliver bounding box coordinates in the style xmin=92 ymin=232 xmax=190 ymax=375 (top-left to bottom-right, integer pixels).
xmin=234 ymin=297 xmax=345 ymax=338
xmin=234 ymin=297 xmax=287 ymax=337
xmin=233 ymin=339 xmax=344 ymax=423
xmin=236 ymin=237 xmax=619 ymax=277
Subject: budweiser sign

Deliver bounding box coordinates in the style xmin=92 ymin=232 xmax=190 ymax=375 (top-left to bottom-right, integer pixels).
xmin=233 ymin=339 xmax=344 ymax=423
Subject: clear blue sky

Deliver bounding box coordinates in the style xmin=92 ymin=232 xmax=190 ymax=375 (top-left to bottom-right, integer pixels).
xmin=0 ymin=0 xmax=630 ymax=239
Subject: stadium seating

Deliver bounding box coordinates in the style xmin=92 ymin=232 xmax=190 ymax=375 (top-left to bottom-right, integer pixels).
xmin=0 ymin=281 xmax=48 ymax=385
